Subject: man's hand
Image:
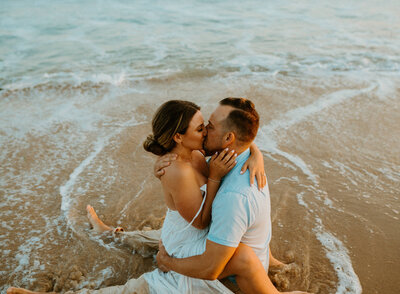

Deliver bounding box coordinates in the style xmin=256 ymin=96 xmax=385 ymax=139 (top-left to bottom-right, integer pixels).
xmin=153 ymin=154 xmax=177 ymax=179
xmin=156 ymin=240 xmax=171 ymax=272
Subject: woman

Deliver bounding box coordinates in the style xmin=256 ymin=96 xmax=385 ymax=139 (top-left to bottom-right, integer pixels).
xmin=8 ymin=100 xmax=297 ymax=294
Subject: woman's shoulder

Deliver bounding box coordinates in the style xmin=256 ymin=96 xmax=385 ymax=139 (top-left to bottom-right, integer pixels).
xmin=191 ymin=150 xmax=208 ymax=175
xmin=162 ymin=159 xmax=194 ymax=183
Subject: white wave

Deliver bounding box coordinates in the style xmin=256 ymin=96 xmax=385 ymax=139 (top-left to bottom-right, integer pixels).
xmin=314 ymin=218 xmax=362 ymax=294
xmin=59 ymin=119 xmax=146 ymax=232
xmin=296 ymin=192 xmax=308 ymax=208
xmin=118 ymin=179 xmax=147 ymax=224
xmin=71 ymin=72 xmax=127 ymax=87
xmin=257 ymin=83 xmax=377 ymax=184
xmin=377 ymin=167 xmax=400 ymax=182
xmin=60 ymin=136 xmax=107 ymax=228
xmin=294 ymin=190 xmax=361 ymax=292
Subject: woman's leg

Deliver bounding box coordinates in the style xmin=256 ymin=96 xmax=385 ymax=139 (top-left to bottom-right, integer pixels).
xmin=218 ymin=243 xmax=280 ymax=294
xmin=86 ymin=205 xmax=161 ymax=256
xmin=7 ymin=275 xmax=150 ymax=294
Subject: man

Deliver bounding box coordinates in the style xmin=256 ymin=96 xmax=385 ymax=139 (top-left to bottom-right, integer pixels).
xmin=155 ymin=98 xmax=306 ymax=294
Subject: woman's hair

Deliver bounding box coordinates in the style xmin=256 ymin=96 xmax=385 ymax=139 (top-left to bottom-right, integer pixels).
xmin=143 ymin=100 xmax=201 ymax=155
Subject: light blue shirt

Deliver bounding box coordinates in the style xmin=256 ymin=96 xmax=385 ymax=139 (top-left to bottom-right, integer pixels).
xmin=207 ymin=148 xmax=272 ymax=269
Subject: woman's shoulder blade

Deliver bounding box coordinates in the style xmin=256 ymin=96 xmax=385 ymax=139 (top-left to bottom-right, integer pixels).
xmin=162 ymin=160 xmax=194 ymax=183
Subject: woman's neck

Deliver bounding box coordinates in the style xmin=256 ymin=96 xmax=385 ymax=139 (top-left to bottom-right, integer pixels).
xmin=171 ymin=145 xmax=193 ymax=162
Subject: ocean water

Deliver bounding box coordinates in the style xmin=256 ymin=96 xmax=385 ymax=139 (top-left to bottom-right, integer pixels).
xmin=1 ymin=0 xmax=400 ymax=293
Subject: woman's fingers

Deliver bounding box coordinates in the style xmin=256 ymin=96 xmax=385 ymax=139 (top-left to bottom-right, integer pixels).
xmin=249 ymin=168 xmax=255 ymax=186
xmin=225 ymin=151 xmax=237 ymax=165
xmin=255 ymin=171 xmax=266 ymax=190
xmin=223 ymin=150 xmax=236 ymax=164
xmin=216 ymin=148 xmax=229 ymax=161
xmin=210 ymin=151 xmax=219 ymax=162
xmin=227 ymin=157 xmax=237 ymax=170
xmin=240 ymin=162 xmax=248 ymax=175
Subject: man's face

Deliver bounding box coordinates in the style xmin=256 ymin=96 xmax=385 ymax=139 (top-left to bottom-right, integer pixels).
xmin=203 ymin=105 xmax=233 ymax=156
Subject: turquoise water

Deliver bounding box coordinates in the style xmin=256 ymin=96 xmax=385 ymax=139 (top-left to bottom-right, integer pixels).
xmin=1 ymin=0 xmax=399 ymax=90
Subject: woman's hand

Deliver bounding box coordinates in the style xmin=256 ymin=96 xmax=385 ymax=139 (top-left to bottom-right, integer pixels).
xmin=243 ymin=144 xmax=266 ymax=189
xmin=208 ymin=148 xmax=237 ymax=181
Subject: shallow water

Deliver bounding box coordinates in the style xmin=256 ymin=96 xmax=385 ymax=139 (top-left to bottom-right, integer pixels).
xmin=1 ymin=1 xmax=400 ymax=293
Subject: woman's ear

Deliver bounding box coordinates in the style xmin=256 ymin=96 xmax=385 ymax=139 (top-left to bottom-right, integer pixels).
xmin=173 ymin=133 xmax=183 ymax=144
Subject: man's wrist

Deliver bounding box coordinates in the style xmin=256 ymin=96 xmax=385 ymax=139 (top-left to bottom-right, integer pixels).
xmin=163 ymin=253 xmax=174 ymax=270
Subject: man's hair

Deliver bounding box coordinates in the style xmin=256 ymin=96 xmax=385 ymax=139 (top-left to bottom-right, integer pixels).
xmin=219 ymin=97 xmax=259 ymax=143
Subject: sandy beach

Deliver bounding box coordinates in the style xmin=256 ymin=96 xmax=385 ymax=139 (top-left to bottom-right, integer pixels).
xmin=1 ymin=1 xmax=399 ymax=293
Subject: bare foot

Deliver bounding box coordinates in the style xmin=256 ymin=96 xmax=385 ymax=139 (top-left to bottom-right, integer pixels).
xmin=270 ymin=254 xmax=285 ymax=267
xmin=7 ymin=287 xmax=44 ymax=294
xmin=86 ymin=205 xmax=112 ymax=233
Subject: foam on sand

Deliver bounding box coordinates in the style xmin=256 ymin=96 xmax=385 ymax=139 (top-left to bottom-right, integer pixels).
xmin=59 ymin=118 xmax=146 ymax=233
xmin=257 ymin=84 xmax=377 ymax=185
xmin=314 ymin=219 xmax=362 ymax=294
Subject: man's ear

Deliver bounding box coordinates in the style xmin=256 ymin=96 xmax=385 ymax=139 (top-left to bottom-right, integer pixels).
xmin=223 ymin=132 xmax=235 ymax=145
xmin=173 ymin=133 xmax=183 ymax=144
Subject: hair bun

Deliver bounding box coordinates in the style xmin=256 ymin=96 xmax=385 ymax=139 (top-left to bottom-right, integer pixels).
xmin=143 ymin=134 xmax=167 ymax=156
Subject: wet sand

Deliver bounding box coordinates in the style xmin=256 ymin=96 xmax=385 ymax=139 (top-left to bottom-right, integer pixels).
xmin=1 ymin=75 xmax=399 ymax=293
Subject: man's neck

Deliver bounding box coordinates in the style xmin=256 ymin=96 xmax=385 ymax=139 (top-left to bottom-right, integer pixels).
xmin=228 ymin=142 xmax=251 ymax=156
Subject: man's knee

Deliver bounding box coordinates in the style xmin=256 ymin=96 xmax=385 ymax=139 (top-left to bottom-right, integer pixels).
xmin=232 ymin=244 xmax=258 ymax=272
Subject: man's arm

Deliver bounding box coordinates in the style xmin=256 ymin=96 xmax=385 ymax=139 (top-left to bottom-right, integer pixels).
xmin=153 ymin=154 xmax=177 ymax=178
xmin=157 ymin=239 xmax=236 ymax=280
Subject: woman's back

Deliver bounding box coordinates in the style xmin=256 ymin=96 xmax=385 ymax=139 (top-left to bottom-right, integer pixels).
xmin=161 ymin=184 xmax=209 ymax=258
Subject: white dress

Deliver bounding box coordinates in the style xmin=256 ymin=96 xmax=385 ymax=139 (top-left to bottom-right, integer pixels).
xmin=143 ymin=185 xmax=233 ymax=294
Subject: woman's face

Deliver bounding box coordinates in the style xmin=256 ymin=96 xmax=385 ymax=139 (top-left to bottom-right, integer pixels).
xmin=180 ymin=110 xmax=207 ymax=151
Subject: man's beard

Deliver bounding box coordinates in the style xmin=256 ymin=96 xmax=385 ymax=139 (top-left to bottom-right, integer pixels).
xmin=202 ymin=138 xmax=219 ymax=156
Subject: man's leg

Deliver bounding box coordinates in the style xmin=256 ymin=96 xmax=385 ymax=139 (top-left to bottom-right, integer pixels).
xmin=7 ymin=275 xmax=150 ymax=294
xmin=218 ymin=243 xmax=280 ymax=294
xmin=269 ymin=250 xmax=285 ymax=267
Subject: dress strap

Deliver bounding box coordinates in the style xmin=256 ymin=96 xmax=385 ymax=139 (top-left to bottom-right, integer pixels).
xmin=175 ymin=187 xmax=208 ymax=233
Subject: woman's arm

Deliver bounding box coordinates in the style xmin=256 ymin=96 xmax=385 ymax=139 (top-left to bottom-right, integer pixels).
xmin=197 ymin=149 xmax=237 ymax=228
xmin=243 ymin=142 xmax=266 ymax=189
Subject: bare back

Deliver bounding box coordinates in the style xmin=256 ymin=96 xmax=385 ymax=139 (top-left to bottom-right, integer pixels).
xmin=160 ymin=150 xmax=209 ymax=224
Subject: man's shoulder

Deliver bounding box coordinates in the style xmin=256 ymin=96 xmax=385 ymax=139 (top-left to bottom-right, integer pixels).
xmin=216 ymin=171 xmax=269 ymax=206
xmin=219 ymin=172 xmax=254 ymax=196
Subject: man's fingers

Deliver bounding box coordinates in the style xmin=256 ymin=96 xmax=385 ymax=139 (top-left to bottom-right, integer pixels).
xmin=156 ymin=169 xmax=165 ymax=178
xmin=156 ymin=154 xmax=177 ymax=170
xmin=158 ymin=239 xmax=164 ymax=250
xmin=163 ymin=153 xmax=177 ymax=161
xmin=159 ymin=159 xmax=171 ymax=168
